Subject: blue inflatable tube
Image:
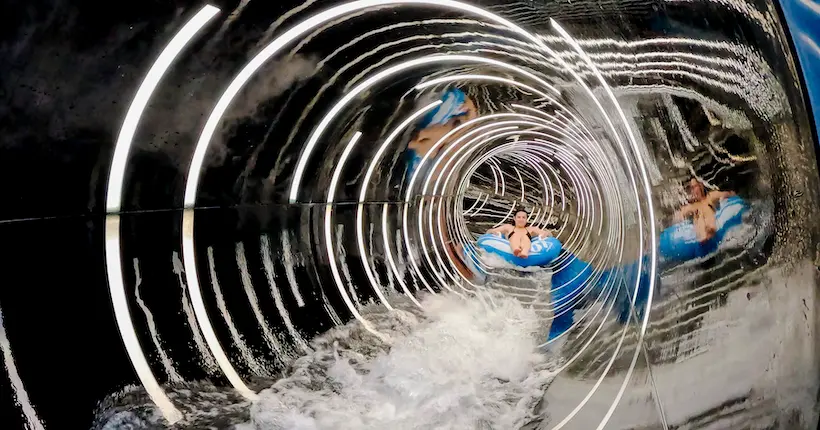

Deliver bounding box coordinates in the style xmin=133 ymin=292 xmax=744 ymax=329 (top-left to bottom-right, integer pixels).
xmin=598 ymin=256 xmax=654 ymax=325
xmin=659 ymin=195 xmax=747 ymax=262
xmin=547 ymin=252 xmax=592 ymax=340
xmin=476 ymin=233 xmax=562 ymax=267
xmin=547 ymin=253 xmax=656 ymax=341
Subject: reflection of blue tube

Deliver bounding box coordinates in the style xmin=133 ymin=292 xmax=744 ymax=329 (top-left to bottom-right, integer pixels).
xmin=550 ymin=252 xmax=592 ymax=307
xmin=418 ymin=89 xmax=469 ymax=128
xmin=777 ymin=0 xmax=820 ymax=140
xmin=547 ymin=252 xmax=655 ymax=341
xmin=600 ymin=256 xmax=653 ymax=325
xmin=548 ymin=252 xmax=592 ymax=340
xmin=659 ymin=196 xmax=746 ymax=262
xmin=405 ymin=149 xmax=422 ymax=179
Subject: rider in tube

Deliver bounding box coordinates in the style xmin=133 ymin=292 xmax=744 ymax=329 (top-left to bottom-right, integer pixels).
xmin=404 ymin=88 xmax=478 ymax=279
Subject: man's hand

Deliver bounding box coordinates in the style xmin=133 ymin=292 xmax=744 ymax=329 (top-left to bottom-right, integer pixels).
xmin=674 ymin=203 xmax=696 ymax=223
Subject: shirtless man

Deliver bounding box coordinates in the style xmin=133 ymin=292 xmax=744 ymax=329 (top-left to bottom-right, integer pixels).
xmin=673 ymin=178 xmax=736 ymax=242
xmin=486 ymin=210 xmax=554 ymax=258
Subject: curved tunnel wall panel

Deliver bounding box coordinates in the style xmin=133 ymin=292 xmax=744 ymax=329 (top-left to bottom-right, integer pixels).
xmin=1 ymin=1 xmax=820 ymax=429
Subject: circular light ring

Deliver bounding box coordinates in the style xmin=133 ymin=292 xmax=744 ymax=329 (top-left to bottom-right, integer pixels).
xmin=417 ymin=123 xmax=552 ymax=289
xmin=323 ymin=131 xmax=392 ymax=340
xmin=418 ymin=127 xmax=527 ymax=291
xmin=104 ymin=5 xmax=222 ymax=422
xmin=401 ymin=116 xmax=523 ymax=292
xmin=436 ymin=119 xmax=636 ymax=324
xmin=354 ymin=100 xmax=443 ymax=311
xmin=442 ymin=144 xmax=588 ymax=288
xmin=452 ymin=148 xmax=566 ymax=277
xmin=449 ymin=146 xmax=621 ymax=345
xmin=451 ymin=142 xmax=613 ymax=306
xmin=452 ymin=131 xmax=604 ymax=264
xmin=427 ymin=131 xmax=545 ymax=291
xmin=432 ymin=121 xmax=620 ymax=298
xmin=140 ymin=2 xmax=664 ymax=428
xmin=394 ymin=74 xmax=566 ymax=290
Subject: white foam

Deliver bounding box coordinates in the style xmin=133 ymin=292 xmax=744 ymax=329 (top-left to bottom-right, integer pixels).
xmin=241 ymin=290 xmax=557 ymax=429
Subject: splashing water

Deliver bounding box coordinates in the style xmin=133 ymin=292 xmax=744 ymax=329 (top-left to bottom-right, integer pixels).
xmin=239 ymin=290 xmax=558 ymax=430
xmin=90 ymin=289 xmax=558 ymax=429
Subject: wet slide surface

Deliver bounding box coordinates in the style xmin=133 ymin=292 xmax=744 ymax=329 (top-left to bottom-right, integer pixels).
xmin=1 ymin=0 xmax=820 ymax=429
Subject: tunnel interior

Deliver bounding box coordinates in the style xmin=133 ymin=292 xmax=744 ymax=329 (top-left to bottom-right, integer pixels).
xmin=1 ymin=0 xmax=820 ymax=429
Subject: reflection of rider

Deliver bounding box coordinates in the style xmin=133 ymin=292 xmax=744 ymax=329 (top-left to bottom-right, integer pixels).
xmin=406 ymin=91 xmax=478 ymax=167
xmin=486 ymin=209 xmax=553 ymax=258
xmin=673 ymin=178 xmax=735 ymax=242
xmin=406 ymin=90 xmax=479 ymax=279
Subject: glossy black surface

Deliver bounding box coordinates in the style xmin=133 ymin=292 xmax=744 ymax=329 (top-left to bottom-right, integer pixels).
xmin=1 ymin=0 xmax=820 ymax=429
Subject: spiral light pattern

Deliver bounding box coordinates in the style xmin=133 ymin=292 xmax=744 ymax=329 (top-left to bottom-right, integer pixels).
xmin=90 ymin=0 xmax=806 ymax=428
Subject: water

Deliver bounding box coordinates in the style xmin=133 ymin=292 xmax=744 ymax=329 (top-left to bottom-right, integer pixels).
xmin=241 ymin=290 xmax=556 ymax=430
xmin=93 ymin=288 xmax=560 ymax=430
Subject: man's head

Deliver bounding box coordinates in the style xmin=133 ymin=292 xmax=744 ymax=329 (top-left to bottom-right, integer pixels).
xmin=686 ymin=177 xmax=706 ymax=201
xmin=514 ymin=209 xmax=528 ymax=228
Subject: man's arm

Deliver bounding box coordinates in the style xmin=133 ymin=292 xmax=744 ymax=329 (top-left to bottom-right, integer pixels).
xmin=673 ymin=204 xmax=696 ymax=222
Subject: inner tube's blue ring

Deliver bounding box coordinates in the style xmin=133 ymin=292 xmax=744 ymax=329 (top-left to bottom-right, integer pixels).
xmin=659 ymin=195 xmax=747 ymax=262
xmin=476 ymin=233 xmax=562 ymax=268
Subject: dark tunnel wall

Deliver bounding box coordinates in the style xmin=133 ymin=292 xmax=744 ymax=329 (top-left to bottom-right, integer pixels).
xmin=2 ymin=0 xmax=820 ymax=429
